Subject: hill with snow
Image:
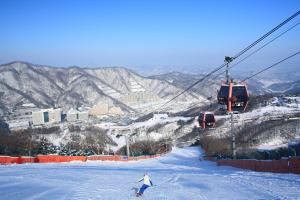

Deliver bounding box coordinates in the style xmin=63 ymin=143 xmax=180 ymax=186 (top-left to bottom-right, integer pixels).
xmin=149 ymin=69 xmax=300 ymax=99
xmin=0 ymin=61 xmax=204 ymax=115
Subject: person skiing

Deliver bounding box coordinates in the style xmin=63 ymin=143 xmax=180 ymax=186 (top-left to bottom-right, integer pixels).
xmin=136 ymin=172 xmax=153 ymax=197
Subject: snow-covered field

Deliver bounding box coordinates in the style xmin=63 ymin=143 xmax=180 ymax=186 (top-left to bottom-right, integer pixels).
xmin=1 ymin=147 xmax=299 ymax=200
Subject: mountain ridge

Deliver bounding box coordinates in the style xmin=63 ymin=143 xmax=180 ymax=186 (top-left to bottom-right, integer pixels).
xmin=0 ymin=61 xmax=202 ymax=115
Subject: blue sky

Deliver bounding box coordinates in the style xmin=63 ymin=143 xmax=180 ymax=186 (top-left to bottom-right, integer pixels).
xmin=0 ymin=0 xmax=299 ymax=74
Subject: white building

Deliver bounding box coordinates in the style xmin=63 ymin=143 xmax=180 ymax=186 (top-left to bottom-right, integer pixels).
xmin=32 ymin=108 xmax=62 ymax=125
xmin=120 ymin=92 xmax=160 ymax=106
xmin=67 ymin=109 xmax=89 ymax=122
xmin=89 ymin=103 xmax=109 ymax=116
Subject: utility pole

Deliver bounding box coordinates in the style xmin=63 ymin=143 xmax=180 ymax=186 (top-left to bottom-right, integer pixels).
xmin=125 ymin=134 xmax=130 ymax=157
xmin=231 ymin=112 xmax=236 ymax=159
xmin=297 ymin=119 xmax=300 ymax=134
xmin=224 ymin=56 xmax=236 ymax=158
xmin=224 ymin=56 xmax=233 ymax=84
xmin=29 ymin=134 xmax=32 ymax=157
xmin=29 ymin=127 xmax=33 ymax=157
xmin=226 ymin=61 xmax=230 ymax=84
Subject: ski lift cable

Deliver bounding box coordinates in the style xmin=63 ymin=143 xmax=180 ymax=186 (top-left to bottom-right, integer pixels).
xmin=153 ymin=10 xmax=300 ymax=112
xmin=212 ymin=21 xmax=300 ymax=80
xmin=233 ymin=10 xmax=300 ymax=59
xmin=197 ymin=21 xmax=300 ymax=93
xmin=154 ymin=63 xmax=227 ymax=112
xmin=241 ymin=51 xmax=300 ymax=82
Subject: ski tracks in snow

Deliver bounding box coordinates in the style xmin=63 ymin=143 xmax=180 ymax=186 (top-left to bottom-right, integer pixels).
xmin=224 ymin=172 xmax=300 ymax=200
xmin=1 ymin=147 xmax=300 ymax=200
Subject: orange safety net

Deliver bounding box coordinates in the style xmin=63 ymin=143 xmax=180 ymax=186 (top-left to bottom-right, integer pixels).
xmin=217 ymin=157 xmax=300 ymax=174
xmin=0 ymin=153 xmax=163 ymax=165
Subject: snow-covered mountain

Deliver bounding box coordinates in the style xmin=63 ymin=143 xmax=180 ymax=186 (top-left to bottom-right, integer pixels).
xmin=1 ymin=61 xmax=298 ymax=116
xmin=149 ymin=72 xmax=220 ymax=98
xmin=134 ymin=65 xmax=209 ymax=76
xmin=0 ymin=61 xmax=203 ymax=114
xmin=149 ymin=71 xmax=269 ymax=98
xmin=149 ymin=69 xmax=300 ymax=98
xmin=268 ymin=80 xmax=300 ymax=94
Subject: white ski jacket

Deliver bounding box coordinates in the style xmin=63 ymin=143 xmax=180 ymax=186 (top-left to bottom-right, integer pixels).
xmin=138 ymin=174 xmax=153 ymax=186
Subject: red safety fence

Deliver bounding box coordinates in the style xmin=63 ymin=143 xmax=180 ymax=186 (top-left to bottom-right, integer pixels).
xmin=87 ymin=155 xmax=122 ymax=161
xmin=0 ymin=153 xmax=163 ymax=165
xmin=36 ymin=155 xmax=87 ymax=163
xmin=0 ymin=156 xmax=18 ymax=164
xmin=216 ymin=157 xmax=300 ymax=174
xmin=19 ymin=157 xmax=37 ymax=164
xmin=289 ymin=157 xmax=300 ymax=174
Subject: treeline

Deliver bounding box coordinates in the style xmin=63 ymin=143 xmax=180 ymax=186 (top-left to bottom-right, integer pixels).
xmin=0 ymin=124 xmax=173 ymax=157
xmin=198 ymin=134 xmax=295 ymax=160
xmin=0 ymin=126 xmax=117 ymax=156
xmin=116 ymin=139 xmax=172 ymax=156
xmin=236 ymin=119 xmax=298 ymax=148
xmin=199 ymin=118 xmax=300 ymax=159
xmin=246 ymin=94 xmax=275 ymax=111
xmin=0 ymin=126 xmax=61 ymax=156
xmin=198 ymin=135 xmax=231 ymax=158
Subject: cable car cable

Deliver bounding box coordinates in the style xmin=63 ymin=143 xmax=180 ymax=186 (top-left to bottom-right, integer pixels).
xmin=155 ymin=63 xmax=227 ymax=112
xmin=153 ymin=10 xmax=300 ymax=112
xmin=212 ymin=21 xmax=300 ymax=80
xmin=233 ymin=10 xmax=300 ymax=59
xmin=241 ymin=51 xmax=300 ymax=82
xmin=198 ymin=21 xmax=300 ymax=93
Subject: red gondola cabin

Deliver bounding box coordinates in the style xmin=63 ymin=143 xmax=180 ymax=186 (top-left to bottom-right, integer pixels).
xmin=217 ymin=81 xmax=249 ymax=112
xmin=198 ymin=112 xmax=216 ymax=129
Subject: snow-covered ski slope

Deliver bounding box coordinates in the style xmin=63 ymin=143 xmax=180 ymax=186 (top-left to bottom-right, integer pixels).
xmin=0 ymin=147 xmax=299 ymax=200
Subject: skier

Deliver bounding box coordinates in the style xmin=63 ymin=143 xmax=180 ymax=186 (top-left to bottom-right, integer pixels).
xmin=136 ymin=172 xmax=153 ymax=197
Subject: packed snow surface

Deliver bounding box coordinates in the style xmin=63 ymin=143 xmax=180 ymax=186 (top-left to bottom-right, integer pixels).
xmin=1 ymin=147 xmax=300 ymax=200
